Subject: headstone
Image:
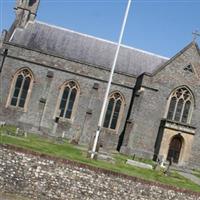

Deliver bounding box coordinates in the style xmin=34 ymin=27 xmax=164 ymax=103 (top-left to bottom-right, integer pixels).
xmin=160 ymin=157 xmax=165 ymax=168
xmin=126 ymin=159 xmax=153 ymax=170
xmin=62 ymin=131 xmax=65 ymax=138
xmin=164 ymin=157 xmax=173 ymax=176
xmin=97 ymin=154 xmax=115 ymax=164
xmin=16 ymin=128 xmax=19 ymax=135
xmin=0 ymin=121 xmax=5 ymax=127
xmin=155 ymin=155 xmax=165 ymax=169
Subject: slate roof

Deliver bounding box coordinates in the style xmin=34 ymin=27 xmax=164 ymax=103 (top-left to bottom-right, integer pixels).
xmin=10 ymin=21 xmax=168 ymax=76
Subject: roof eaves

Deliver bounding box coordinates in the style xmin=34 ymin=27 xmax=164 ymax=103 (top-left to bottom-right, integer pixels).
xmin=5 ymin=41 xmax=137 ymax=78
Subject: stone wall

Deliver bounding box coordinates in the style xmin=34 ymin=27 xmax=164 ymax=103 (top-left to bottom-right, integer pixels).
xmin=0 ymin=145 xmax=199 ymax=200
xmin=0 ymin=43 xmax=135 ymax=150
xmin=122 ymin=43 xmax=200 ymax=167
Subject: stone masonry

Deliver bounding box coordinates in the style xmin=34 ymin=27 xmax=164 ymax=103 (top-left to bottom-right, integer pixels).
xmin=1 ymin=0 xmax=200 ymax=168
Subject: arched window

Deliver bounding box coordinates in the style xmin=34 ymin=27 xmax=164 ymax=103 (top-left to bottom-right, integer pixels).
xmin=166 ymin=87 xmax=193 ymax=124
xmin=7 ymin=68 xmax=33 ymax=110
xmin=57 ymin=81 xmax=79 ymax=120
xmin=103 ymin=92 xmax=124 ymax=130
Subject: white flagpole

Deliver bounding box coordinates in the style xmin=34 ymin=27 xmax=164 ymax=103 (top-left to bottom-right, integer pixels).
xmin=91 ymin=0 xmax=132 ymax=159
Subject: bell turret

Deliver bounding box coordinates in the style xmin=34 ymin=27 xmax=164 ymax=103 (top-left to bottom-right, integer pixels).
xmin=15 ymin=0 xmax=40 ymax=27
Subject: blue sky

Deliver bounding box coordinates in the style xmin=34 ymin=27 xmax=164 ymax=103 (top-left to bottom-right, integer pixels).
xmin=1 ymin=0 xmax=200 ymax=58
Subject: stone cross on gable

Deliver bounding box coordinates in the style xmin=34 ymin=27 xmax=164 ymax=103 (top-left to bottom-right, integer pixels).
xmin=192 ymin=30 xmax=200 ymax=41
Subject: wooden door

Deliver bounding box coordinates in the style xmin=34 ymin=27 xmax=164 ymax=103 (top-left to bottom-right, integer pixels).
xmin=167 ymin=136 xmax=182 ymax=163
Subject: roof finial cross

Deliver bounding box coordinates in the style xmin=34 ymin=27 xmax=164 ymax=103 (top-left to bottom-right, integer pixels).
xmin=192 ymin=30 xmax=200 ymax=41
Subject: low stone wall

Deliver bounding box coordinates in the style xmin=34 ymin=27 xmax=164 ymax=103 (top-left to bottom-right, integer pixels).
xmin=0 ymin=145 xmax=200 ymax=200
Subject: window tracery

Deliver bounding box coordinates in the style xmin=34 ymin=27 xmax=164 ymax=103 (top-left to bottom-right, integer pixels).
xmin=57 ymin=81 xmax=79 ymax=120
xmin=103 ymin=92 xmax=124 ymax=130
xmin=8 ymin=68 xmax=33 ymax=110
xmin=167 ymin=87 xmax=193 ymax=124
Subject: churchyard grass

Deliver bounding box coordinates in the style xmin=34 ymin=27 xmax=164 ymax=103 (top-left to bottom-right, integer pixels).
xmin=0 ymin=127 xmax=200 ymax=193
xmin=193 ymin=169 xmax=200 ymax=179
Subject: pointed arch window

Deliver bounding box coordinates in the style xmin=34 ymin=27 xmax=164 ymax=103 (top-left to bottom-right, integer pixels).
xmin=7 ymin=68 xmax=33 ymax=110
xmin=103 ymin=92 xmax=124 ymax=130
xmin=166 ymin=87 xmax=193 ymax=124
xmin=57 ymin=81 xmax=79 ymax=120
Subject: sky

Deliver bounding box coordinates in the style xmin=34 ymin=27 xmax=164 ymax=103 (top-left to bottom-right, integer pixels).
xmin=0 ymin=0 xmax=200 ymax=58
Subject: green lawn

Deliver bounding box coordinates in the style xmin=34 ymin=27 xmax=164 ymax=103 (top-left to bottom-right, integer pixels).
xmin=193 ymin=169 xmax=200 ymax=179
xmin=0 ymin=126 xmax=200 ymax=193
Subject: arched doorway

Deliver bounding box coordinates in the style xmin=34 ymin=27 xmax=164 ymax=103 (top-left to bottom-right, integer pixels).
xmin=167 ymin=135 xmax=183 ymax=163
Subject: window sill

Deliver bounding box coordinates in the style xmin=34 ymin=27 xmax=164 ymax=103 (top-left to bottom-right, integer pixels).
xmin=101 ymin=127 xmax=118 ymax=134
xmin=5 ymin=105 xmax=27 ymax=113
xmin=55 ymin=117 xmax=73 ymax=124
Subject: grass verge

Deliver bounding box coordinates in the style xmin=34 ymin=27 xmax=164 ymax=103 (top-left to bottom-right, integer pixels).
xmin=0 ymin=128 xmax=200 ymax=193
xmin=193 ymin=169 xmax=200 ymax=179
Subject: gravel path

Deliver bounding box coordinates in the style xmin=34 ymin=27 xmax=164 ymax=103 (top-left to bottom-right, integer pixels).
xmin=0 ymin=192 xmax=29 ymax=200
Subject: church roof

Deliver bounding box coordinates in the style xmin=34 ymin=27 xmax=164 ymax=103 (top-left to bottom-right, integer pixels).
xmin=10 ymin=21 xmax=168 ymax=76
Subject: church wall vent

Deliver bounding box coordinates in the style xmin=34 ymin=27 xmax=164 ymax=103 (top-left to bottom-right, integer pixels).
xmin=46 ymin=70 xmax=54 ymax=78
xmin=183 ymin=64 xmax=194 ymax=73
xmin=93 ymin=83 xmax=99 ymax=90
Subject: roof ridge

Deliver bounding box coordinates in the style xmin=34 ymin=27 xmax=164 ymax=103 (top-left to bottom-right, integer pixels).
xmin=34 ymin=20 xmax=168 ymax=60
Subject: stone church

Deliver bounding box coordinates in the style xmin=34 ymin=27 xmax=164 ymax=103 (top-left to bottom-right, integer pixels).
xmin=0 ymin=0 xmax=200 ymax=167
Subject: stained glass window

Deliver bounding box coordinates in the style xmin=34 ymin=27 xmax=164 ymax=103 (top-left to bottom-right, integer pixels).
xmin=10 ymin=69 xmax=32 ymax=109
xmin=166 ymin=87 xmax=193 ymax=124
xmin=103 ymin=92 xmax=124 ymax=130
xmin=58 ymin=81 xmax=78 ymax=120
